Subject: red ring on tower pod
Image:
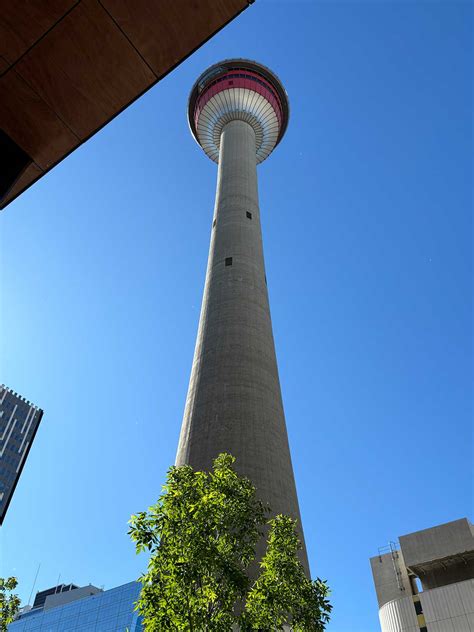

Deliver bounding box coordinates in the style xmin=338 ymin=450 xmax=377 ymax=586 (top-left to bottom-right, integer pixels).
xmin=194 ymin=69 xmax=283 ymax=130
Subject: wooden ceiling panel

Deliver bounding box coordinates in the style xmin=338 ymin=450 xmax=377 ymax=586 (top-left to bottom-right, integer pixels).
xmin=0 ymin=0 xmax=251 ymax=209
xmin=0 ymin=0 xmax=77 ymax=65
xmin=0 ymin=70 xmax=78 ymax=170
xmin=0 ymin=55 xmax=10 ymax=73
xmin=101 ymin=0 xmax=248 ymax=77
xmin=15 ymin=0 xmax=156 ymax=139
xmin=1 ymin=163 xmax=43 ymax=208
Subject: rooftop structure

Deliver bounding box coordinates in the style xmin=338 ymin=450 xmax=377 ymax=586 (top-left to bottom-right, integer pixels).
xmin=177 ymin=59 xmax=309 ymax=573
xmin=0 ymin=385 xmax=43 ymax=525
xmin=33 ymin=584 xmax=82 ymax=610
xmin=370 ymin=518 xmax=474 ymax=632
xmin=0 ymin=1 xmax=253 ymax=210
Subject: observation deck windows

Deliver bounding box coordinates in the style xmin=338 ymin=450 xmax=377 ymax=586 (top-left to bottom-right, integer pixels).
xmin=203 ymin=73 xmax=278 ymax=102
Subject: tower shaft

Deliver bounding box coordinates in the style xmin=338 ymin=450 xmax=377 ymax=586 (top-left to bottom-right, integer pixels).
xmin=177 ymin=119 xmax=309 ymax=572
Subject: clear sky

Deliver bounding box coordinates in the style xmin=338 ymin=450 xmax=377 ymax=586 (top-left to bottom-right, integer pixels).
xmin=0 ymin=1 xmax=471 ymax=631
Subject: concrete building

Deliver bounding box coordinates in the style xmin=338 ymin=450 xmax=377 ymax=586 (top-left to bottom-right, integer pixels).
xmin=176 ymin=59 xmax=309 ymax=573
xmin=9 ymin=581 xmax=142 ymax=631
xmin=0 ymin=385 xmax=43 ymax=525
xmin=370 ymin=518 xmax=474 ymax=632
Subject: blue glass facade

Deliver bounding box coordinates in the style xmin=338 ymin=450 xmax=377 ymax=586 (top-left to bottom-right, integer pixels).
xmin=9 ymin=582 xmax=143 ymax=632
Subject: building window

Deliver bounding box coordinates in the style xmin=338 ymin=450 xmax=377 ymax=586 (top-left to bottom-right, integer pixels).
xmin=225 ymin=257 xmax=233 ymax=267
xmin=213 ymin=219 xmax=216 ymax=228
xmin=246 ymin=211 xmax=252 ymax=219
xmin=414 ymin=601 xmax=423 ymax=616
xmin=419 ymin=628 xmax=427 ymax=632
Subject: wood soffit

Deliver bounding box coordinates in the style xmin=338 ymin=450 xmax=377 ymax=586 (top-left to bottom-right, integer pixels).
xmin=0 ymin=0 xmax=250 ymax=209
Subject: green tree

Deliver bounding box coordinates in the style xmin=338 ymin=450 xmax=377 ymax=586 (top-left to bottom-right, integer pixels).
xmin=0 ymin=577 xmax=20 ymax=632
xmin=129 ymin=454 xmax=331 ymax=631
xmin=242 ymin=516 xmax=331 ymax=631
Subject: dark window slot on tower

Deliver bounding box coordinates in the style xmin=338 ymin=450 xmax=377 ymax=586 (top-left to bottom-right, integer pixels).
xmin=414 ymin=601 xmax=423 ymax=616
xmin=225 ymin=257 xmax=233 ymax=267
xmin=213 ymin=219 xmax=216 ymax=228
xmin=246 ymin=211 xmax=252 ymax=219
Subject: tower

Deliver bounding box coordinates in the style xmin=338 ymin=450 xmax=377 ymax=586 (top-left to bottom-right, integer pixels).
xmin=176 ymin=59 xmax=309 ymax=573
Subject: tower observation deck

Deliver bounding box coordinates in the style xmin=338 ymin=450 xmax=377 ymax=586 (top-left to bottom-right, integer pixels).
xmin=177 ymin=59 xmax=309 ymax=573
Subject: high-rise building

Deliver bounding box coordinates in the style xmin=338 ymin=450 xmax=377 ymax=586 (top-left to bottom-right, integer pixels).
xmin=0 ymin=385 xmax=43 ymax=525
xmin=8 ymin=581 xmax=142 ymax=631
xmin=176 ymin=59 xmax=309 ymax=572
xmin=370 ymin=518 xmax=474 ymax=632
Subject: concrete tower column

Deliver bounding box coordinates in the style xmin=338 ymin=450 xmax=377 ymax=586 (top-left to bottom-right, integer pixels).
xmin=177 ymin=60 xmax=309 ymax=574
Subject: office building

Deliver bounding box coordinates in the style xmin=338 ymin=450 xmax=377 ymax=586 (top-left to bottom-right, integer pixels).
xmin=370 ymin=518 xmax=474 ymax=631
xmin=176 ymin=59 xmax=309 ymax=572
xmin=9 ymin=581 xmax=142 ymax=631
xmin=0 ymin=385 xmax=43 ymax=525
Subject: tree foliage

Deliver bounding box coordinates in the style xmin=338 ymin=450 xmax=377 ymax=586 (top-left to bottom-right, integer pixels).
xmin=0 ymin=577 xmax=20 ymax=632
xmin=129 ymin=454 xmax=331 ymax=631
xmin=242 ymin=516 xmax=331 ymax=631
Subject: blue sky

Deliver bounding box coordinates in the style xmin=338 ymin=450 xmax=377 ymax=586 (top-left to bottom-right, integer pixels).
xmin=0 ymin=1 xmax=471 ymax=631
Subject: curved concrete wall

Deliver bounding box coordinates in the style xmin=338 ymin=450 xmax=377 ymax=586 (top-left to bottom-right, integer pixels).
xmin=379 ymin=579 xmax=474 ymax=632
xmin=379 ymin=597 xmax=418 ymax=632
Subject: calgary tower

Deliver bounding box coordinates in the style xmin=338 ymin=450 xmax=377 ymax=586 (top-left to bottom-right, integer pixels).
xmin=176 ymin=59 xmax=309 ymax=573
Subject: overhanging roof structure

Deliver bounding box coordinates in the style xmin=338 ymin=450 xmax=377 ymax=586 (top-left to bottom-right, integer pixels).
xmin=0 ymin=0 xmax=252 ymax=210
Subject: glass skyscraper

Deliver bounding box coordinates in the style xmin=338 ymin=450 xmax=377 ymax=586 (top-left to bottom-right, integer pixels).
xmin=9 ymin=582 xmax=142 ymax=631
xmin=0 ymin=384 xmax=43 ymax=525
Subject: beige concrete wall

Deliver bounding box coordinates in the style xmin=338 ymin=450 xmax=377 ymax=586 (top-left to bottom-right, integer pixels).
xmin=400 ymin=519 xmax=474 ymax=590
xmin=400 ymin=518 xmax=474 ymax=569
xmin=420 ymin=578 xmax=474 ymax=631
xmin=370 ymin=550 xmax=413 ymax=608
